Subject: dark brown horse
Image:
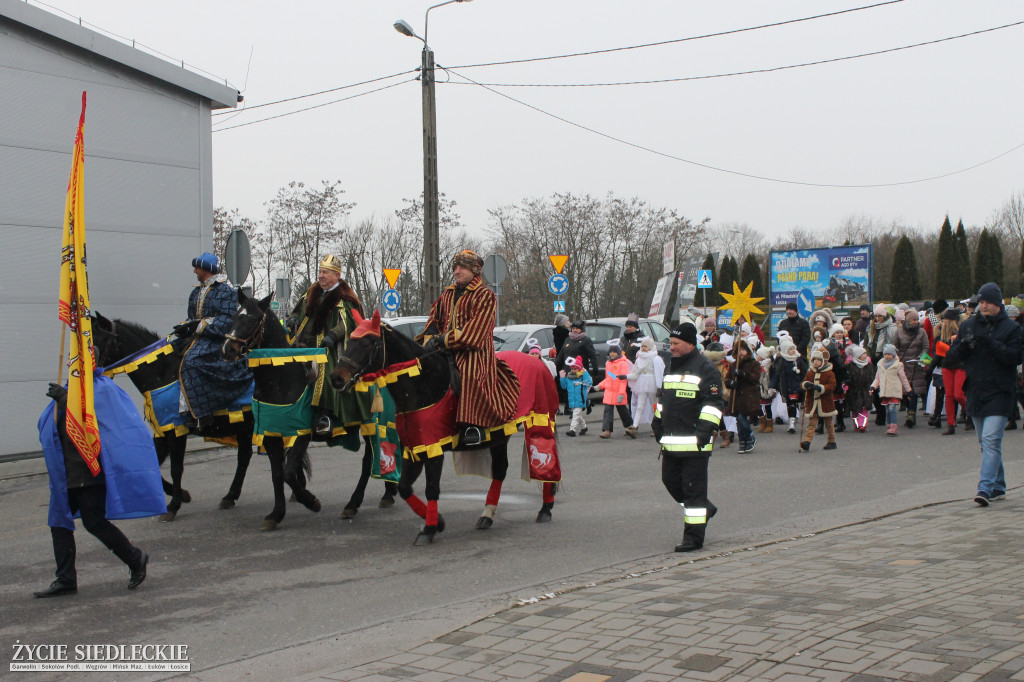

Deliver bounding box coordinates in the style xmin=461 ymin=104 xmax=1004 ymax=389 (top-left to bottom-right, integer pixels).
xmin=331 ymin=310 xmax=560 ymax=545
xmin=221 ymin=292 xmax=397 ymax=531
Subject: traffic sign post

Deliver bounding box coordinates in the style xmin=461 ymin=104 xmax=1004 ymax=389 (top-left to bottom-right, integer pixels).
xmin=697 ymin=269 xmax=713 ymax=315
xmin=548 ymin=274 xmax=569 ymax=296
xmin=483 ymin=254 xmax=508 ymax=325
xmin=553 ymin=300 xmax=565 ymax=313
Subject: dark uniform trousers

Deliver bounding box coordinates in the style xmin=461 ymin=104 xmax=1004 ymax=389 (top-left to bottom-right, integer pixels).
xmin=661 ymin=455 xmax=717 ymax=545
xmin=51 ymin=484 xmax=141 ymax=586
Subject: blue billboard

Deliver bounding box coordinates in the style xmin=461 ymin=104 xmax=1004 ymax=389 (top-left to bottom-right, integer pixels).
xmin=769 ymin=245 xmax=873 ymax=310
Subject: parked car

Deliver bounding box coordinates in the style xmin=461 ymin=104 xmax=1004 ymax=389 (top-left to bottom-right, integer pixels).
xmin=493 ymin=324 xmax=556 ymax=354
xmin=583 ymin=316 xmax=673 ymax=384
xmin=382 ymin=315 xmax=429 ymax=340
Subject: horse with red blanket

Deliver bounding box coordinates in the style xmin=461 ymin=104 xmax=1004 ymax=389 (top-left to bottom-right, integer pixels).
xmin=331 ymin=310 xmax=561 ymax=545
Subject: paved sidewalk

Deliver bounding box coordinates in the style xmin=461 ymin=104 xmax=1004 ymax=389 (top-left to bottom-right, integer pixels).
xmin=307 ymin=495 xmax=1024 ymax=682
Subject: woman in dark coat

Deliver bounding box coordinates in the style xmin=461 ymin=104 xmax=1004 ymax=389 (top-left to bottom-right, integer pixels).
xmin=727 ymin=338 xmax=762 ymax=452
xmin=894 ymin=309 xmax=930 ymax=427
xmin=552 ymin=314 xmax=571 ymax=413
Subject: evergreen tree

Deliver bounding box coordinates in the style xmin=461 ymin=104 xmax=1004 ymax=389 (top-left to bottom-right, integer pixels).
xmin=973 ymin=228 xmax=1004 ymax=293
xmin=718 ymin=256 xmax=740 ymax=307
xmin=700 ymin=252 xmax=718 ymax=312
xmin=934 ymin=216 xmax=957 ymax=301
xmin=954 ymin=219 xmax=972 ymax=296
xmin=740 ymin=253 xmax=765 ymax=299
xmin=890 ymin=235 xmax=921 ymax=301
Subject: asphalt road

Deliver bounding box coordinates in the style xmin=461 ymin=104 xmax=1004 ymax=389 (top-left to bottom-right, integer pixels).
xmin=2 ymin=415 xmax=1016 ymax=681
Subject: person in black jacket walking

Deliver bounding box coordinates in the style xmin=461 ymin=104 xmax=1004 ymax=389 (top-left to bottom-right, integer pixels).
xmin=652 ymin=323 xmax=724 ymax=553
xmin=553 ymin=314 xmax=572 ymax=414
xmin=945 ymin=283 xmax=1024 ymax=506
xmin=777 ymin=302 xmax=811 ymax=357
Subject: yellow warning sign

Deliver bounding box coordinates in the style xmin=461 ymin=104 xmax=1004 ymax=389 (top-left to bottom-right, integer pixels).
xmin=383 ymin=268 xmax=401 ymax=289
xmin=548 ymin=255 xmax=568 ymax=274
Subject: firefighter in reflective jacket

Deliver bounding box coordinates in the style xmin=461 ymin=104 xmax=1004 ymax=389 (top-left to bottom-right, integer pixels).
xmin=652 ymin=322 xmax=724 ymax=553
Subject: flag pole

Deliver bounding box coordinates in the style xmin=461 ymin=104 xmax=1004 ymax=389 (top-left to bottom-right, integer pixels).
xmin=57 ymin=323 xmax=66 ymax=385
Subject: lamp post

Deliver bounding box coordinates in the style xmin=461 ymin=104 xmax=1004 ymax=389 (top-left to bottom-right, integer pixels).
xmin=394 ymin=0 xmax=473 ymax=309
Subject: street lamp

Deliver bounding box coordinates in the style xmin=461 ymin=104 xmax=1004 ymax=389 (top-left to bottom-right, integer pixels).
xmin=394 ymin=0 xmax=473 ymax=310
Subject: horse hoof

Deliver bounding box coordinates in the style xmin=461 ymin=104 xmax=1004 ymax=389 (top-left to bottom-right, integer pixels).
xmin=159 ymin=511 xmax=177 ymax=523
xmin=340 ymin=507 xmax=357 ymax=520
xmin=218 ymin=498 xmax=236 ymax=510
xmin=437 ymin=514 xmax=446 ymax=533
xmin=179 ymin=489 xmax=192 ymax=504
xmin=379 ymin=496 xmax=395 ymax=508
xmin=476 ymin=516 xmax=493 ymax=530
xmin=305 ymin=495 xmax=322 ymax=513
xmin=260 ymin=519 xmax=278 ymax=532
xmin=536 ymin=509 xmax=552 ymax=523
xmin=414 ymin=529 xmax=436 ymax=546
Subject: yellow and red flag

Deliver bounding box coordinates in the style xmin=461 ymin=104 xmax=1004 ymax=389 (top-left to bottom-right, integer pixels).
xmin=57 ymin=92 xmax=101 ymax=476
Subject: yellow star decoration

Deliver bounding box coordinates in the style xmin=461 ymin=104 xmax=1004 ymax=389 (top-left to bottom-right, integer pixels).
xmin=719 ymin=281 xmax=765 ymax=324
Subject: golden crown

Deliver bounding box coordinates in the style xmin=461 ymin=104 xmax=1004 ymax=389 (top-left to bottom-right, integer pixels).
xmin=319 ymin=254 xmax=342 ymax=273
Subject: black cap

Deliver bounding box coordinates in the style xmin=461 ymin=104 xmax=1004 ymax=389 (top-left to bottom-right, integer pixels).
xmin=670 ymin=323 xmax=698 ymax=345
xmin=786 ymin=301 xmax=798 ymax=312
xmin=932 ymin=299 xmax=948 ymax=315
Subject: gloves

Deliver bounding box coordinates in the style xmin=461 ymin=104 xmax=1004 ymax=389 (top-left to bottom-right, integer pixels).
xmin=725 ymin=379 xmax=736 ymax=389
xmin=958 ymin=332 xmax=975 ymax=349
xmin=801 ymin=381 xmax=812 ymax=390
xmin=173 ymin=319 xmax=200 ymax=338
xmin=768 ymin=388 xmax=778 ymax=398
xmin=285 ymin=317 xmax=299 ymax=334
xmin=696 ymin=432 xmax=711 ymax=450
xmin=652 ymin=420 xmax=663 ymax=441
xmin=46 ymin=383 xmax=67 ymax=401
xmin=734 ymin=368 xmax=745 ymax=380
xmin=814 ymin=384 xmax=824 ymax=393
xmin=320 ymin=332 xmax=338 ymax=349
xmin=423 ymin=334 xmax=445 ymax=353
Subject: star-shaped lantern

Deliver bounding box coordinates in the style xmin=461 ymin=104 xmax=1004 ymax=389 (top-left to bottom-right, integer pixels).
xmin=719 ymin=281 xmax=765 ymax=324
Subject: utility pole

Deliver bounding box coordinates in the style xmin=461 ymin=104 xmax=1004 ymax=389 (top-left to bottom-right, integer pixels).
xmin=421 ymin=47 xmax=440 ymax=308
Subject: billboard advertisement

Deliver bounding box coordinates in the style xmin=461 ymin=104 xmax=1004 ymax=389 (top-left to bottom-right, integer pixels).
xmin=769 ymin=244 xmax=873 ymax=309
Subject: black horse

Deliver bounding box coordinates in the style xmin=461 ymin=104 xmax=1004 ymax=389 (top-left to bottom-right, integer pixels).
xmin=92 ymin=313 xmax=254 ymax=521
xmin=331 ymin=310 xmax=559 ymax=546
xmin=221 ymin=291 xmax=398 ymax=531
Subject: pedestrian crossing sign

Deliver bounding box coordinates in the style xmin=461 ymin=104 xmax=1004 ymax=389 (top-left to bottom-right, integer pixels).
xmin=554 ymin=300 xmax=565 ymax=312
xmin=697 ymin=269 xmax=713 ymax=289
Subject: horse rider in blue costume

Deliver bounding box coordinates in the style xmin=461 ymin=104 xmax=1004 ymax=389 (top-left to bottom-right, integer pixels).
xmin=172 ymin=253 xmax=253 ymax=433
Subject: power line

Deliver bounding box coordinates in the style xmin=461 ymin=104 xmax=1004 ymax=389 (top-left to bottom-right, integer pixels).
xmin=446 ymin=68 xmax=1024 ymax=189
xmin=441 ymin=21 xmax=1024 ymax=88
xmin=212 ymin=69 xmax=418 ymax=116
xmin=446 ymin=0 xmax=905 ymax=71
xmin=212 ymin=79 xmax=412 ymax=133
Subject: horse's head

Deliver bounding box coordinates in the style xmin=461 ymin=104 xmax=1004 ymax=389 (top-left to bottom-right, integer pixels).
xmin=90 ymin=312 xmax=122 ymax=368
xmin=222 ymin=290 xmax=271 ymax=361
xmin=331 ymin=309 xmax=385 ymax=392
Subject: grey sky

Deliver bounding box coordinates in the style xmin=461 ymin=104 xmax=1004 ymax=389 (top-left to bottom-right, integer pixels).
xmin=34 ymin=0 xmax=1024 ymax=240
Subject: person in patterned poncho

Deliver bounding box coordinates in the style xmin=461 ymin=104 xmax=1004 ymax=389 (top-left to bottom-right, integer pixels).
xmin=418 ymin=250 xmax=521 ymax=447
xmin=173 ymin=253 xmax=252 ymax=432
xmin=286 ymin=254 xmax=371 ymax=442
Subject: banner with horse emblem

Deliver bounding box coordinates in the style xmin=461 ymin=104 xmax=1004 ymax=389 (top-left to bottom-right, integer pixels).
xmin=57 ymin=91 xmax=101 ymax=477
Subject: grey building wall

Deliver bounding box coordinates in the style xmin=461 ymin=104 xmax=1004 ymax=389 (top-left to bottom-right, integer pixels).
xmin=0 ymin=1 xmax=237 ymax=457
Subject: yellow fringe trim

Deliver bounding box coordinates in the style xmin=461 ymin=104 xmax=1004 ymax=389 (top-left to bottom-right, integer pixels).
xmin=102 ymin=341 xmax=175 ymax=377
xmin=252 ymin=430 xmax=312 ymax=449
xmin=248 ymin=353 xmax=328 ymax=368
xmin=402 ymin=410 xmax=555 ymax=462
xmin=354 ymin=361 xmax=422 ymax=392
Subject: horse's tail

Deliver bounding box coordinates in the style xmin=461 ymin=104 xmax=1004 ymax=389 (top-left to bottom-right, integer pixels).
xmin=301 ymin=447 xmax=312 ymax=481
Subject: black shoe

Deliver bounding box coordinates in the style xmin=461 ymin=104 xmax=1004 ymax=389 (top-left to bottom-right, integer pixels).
xmin=800 ymin=441 xmax=810 ymax=452
xmin=823 ymin=442 xmax=837 ymax=450
xmin=565 ymin=430 xmax=577 ymax=437
xmin=461 ymin=426 xmax=483 ymax=447
xmin=774 ymin=417 xmax=784 ymax=425
xmin=580 ymin=427 xmax=588 ymax=436
xmin=835 ymin=420 xmax=846 ymax=433
xmin=127 ymin=552 xmax=148 ymax=589
xmin=674 ymin=538 xmax=703 ymax=553
xmin=991 ymin=490 xmax=1007 ymax=501
xmin=973 ymin=492 xmax=990 ymax=507
xmin=34 ymin=581 xmax=77 ymax=598
xmin=1006 ymin=420 xmax=1017 ymax=431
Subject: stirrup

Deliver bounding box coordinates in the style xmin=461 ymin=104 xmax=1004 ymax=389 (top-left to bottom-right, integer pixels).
xmin=314 ymin=414 xmax=333 ymax=438
xmin=461 ymin=426 xmax=483 ymax=447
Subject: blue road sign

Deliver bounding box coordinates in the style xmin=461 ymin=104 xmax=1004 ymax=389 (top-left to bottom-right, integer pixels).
xmin=383 ymin=289 xmax=401 ymax=312
xmin=797 ymin=287 xmax=815 ymax=318
xmin=553 ymin=300 xmax=565 ymax=312
xmin=697 ymin=269 xmax=713 ymax=289
xmin=548 ymin=274 xmax=569 ymax=295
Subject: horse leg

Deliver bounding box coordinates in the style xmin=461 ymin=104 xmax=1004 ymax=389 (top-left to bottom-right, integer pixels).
xmin=261 ymin=438 xmax=287 ymax=531
xmin=414 ymin=456 xmax=446 ymax=546
xmin=160 ymin=435 xmax=188 ymax=522
xmin=219 ymin=426 xmax=254 ymax=509
xmin=537 ymin=481 xmax=557 ymax=523
xmin=476 ymin=442 xmax=509 ymax=530
xmin=340 ymin=436 xmax=373 ymax=519
xmin=284 ymin=436 xmax=321 ymax=513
